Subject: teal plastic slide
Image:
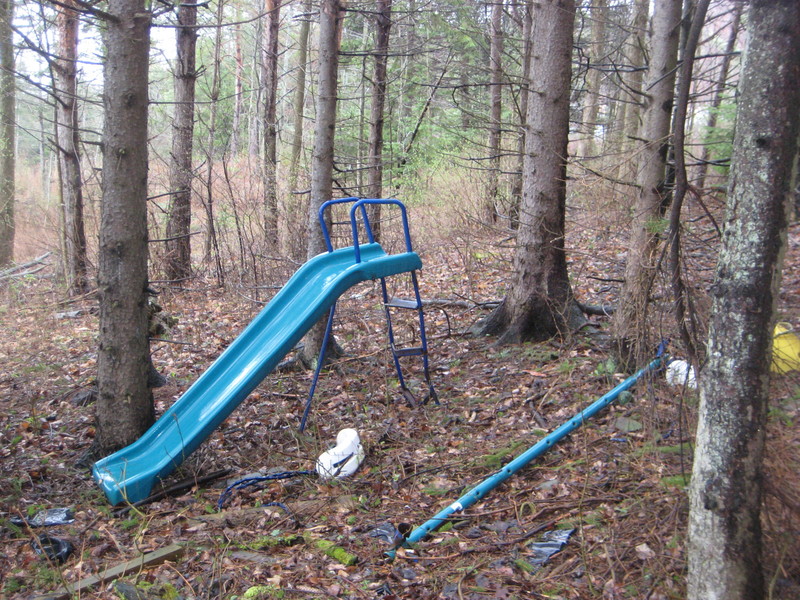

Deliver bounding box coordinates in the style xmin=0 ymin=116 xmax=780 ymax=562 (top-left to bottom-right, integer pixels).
xmin=93 ymin=242 xmax=421 ymax=505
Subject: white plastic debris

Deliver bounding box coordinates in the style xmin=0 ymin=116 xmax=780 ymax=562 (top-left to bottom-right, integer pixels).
xmin=316 ymin=428 xmax=365 ymax=479
xmin=665 ymin=359 xmax=697 ymax=389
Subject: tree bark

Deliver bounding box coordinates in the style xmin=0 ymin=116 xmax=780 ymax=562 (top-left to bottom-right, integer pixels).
xmin=509 ymin=0 xmax=532 ymax=227
xmin=165 ymin=0 xmax=197 ymax=282
xmin=301 ymin=0 xmax=346 ymax=366
xmin=477 ymin=0 xmax=581 ymax=344
xmin=578 ymin=0 xmax=606 ymax=161
xmin=96 ymin=0 xmax=154 ymax=455
xmin=262 ymin=0 xmax=281 ymax=246
xmin=230 ymin=6 xmax=244 ymax=156
xmin=620 ymin=0 xmax=649 ymax=183
xmin=485 ymin=0 xmax=503 ymax=221
xmin=248 ymin=15 xmax=262 ymax=159
xmin=202 ymin=0 xmax=225 ymax=285
xmin=288 ymin=0 xmax=312 ymax=192
xmin=0 ymin=0 xmax=14 ymax=267
xmin=365 ymin=0 xmax=392 ymax=238
xmin=687 ymin=3 xmax=800 ymax=599
xmin=54 ymin=0 xmax=88 ymax=295
xmin=611 ymin=0 xmax=681 ymax=368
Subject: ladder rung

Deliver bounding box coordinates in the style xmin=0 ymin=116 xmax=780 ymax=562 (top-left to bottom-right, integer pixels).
xmin=392 ymin=345 xmax=426 ymax=357
xmin=386 ymin=297 xmax=420 ymax=310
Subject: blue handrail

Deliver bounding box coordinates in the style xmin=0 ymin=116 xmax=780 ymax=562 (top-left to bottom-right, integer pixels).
xmin=318 ymin=197 xmax=361 ymax=252
xmin=318 ymin=197 xmax=415 ymax=261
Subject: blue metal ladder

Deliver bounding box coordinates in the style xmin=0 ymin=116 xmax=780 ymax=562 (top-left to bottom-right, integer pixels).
xmin=299 ymin=198 xmax=437 ymax=431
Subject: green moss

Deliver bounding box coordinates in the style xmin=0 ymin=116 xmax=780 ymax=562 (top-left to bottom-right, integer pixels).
xmin=521 ymin=345 xmax=560 ymax=362
xmin=160 ymin=582 xmax=180 ymax=600
xmin=476 ymin=440 xmax=526 ymax=469
xmin=243 ymin=585 xmax=284 ymax=599
xmin=3 ymin=577 xmax=24 ymax=595
xmin=514 ymin=558 xmax=535 ymax=573
xmin=557 ymin=511 xmax=603 ymax=529
xmin=303 ymin=535 xmax=358 ymax=566
xmin=660 ymin=475 xmax=690 ymax=488
xmin=239 ymin=533 xmax=302 ymax=550
xmin=557 ymin=359 xmax=577 ymax=375
xmin=656 ymin=443 xmax=693 ymax=455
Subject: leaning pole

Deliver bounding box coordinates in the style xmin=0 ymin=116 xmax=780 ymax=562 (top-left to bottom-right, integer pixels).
xmin=386 ymin=357 xmax=664 ymax=559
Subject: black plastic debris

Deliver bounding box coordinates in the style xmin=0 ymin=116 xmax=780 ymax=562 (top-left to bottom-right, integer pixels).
xmin=526 ymin=528 xmax=574 ymax=568
xmin=374 ymin=582 xmax=395 ymax=597
xmin=369 ymin=522 xmax=405 ymax=548
xmin=32 ymin=534 xmax=74 ymax=563
xmin=11 ymin=507 xmax=75 ymax=528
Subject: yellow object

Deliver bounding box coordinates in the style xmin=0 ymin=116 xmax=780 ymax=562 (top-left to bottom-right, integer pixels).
xmin=772 ymin=322 xmax=800 ymax=374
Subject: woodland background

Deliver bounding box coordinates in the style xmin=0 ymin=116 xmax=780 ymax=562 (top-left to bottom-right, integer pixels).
xmin=0 ymin=0 xmax=799 ymax=599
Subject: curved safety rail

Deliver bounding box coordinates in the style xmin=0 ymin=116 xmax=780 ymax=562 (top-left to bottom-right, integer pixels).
xmin=318 ymin=197 xmax=415 ymax=261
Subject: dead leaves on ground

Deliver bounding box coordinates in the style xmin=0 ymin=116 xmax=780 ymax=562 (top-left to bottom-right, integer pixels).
xmin=0 ymin=217 xmax=798 ymax=599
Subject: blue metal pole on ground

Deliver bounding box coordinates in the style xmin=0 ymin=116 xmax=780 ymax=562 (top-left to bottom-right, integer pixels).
xmin=386 ymin=357 xmax=663 ymax=559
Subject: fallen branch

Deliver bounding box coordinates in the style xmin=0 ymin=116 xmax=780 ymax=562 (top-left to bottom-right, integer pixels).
xmin=2 ymin=265 xmax=46 ymax=279
xmin=391 ymin=296 xmax=500 ymax=310
xmin=34 ymin=543 xmax=186 ymax=600
xmin=0 ymin=252 xmax=51 ymax=279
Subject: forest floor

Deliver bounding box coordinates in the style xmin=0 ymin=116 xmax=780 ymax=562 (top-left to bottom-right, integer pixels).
xmin=1 ymin=199 xmax=800 ymax=600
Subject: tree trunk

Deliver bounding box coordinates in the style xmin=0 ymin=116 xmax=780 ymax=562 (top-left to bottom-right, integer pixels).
xmin=366 ymin=0 xmax=392 ymax=238
xmin=248 ymin=17 xmax=263 ymax=159
xmin=0 ymin=0 xmax=14 ymax=267
xmin=357 ymin=19 xmax=369 ymax=195
xmin=620 ymin=0 xmax=649 ymax=183
xmin=230 ymin=6 xmax=244 ymax=156
xmin=578 ymin=0 xmax=606 ymax=161
xmin=301 ymin=0 xmax=346 ymax=366
xmin=288 ymin=0 xmax=312 ymax=192
xmin=261 ymin=0 xmax=281 ymax=246
xmin=54 ymin=0 xmax=88 ymax=295
xmin=611 ymin=0 xmax=681 ymax=368
xmin=286 ymin=0 xmax=312 ymax=257
xmin=509 ymin=0 xmax=532 ymax=227
xmin=96 ymin=0 xmax=154 ymax=455
xmin=165 ymin=1 xmax=197 ymax=283
xmin=399 ymin=0 xmax=417 ymax=126
xmin=202 ymin=0 xmax=225 ymax=285
xmin=688 ymin=3 xmax=800 ymax=598
xmin=477 ymin=0 xmax=581 ymax=344
xmin=485 ymin=0 xmax=503 ymax=221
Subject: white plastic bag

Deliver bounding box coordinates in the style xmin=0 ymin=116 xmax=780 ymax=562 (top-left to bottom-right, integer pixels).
xmin=316 ymin=428 xmax=365 ymax=479
xmin=665 ymin=359 xmax=697 ymax=389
